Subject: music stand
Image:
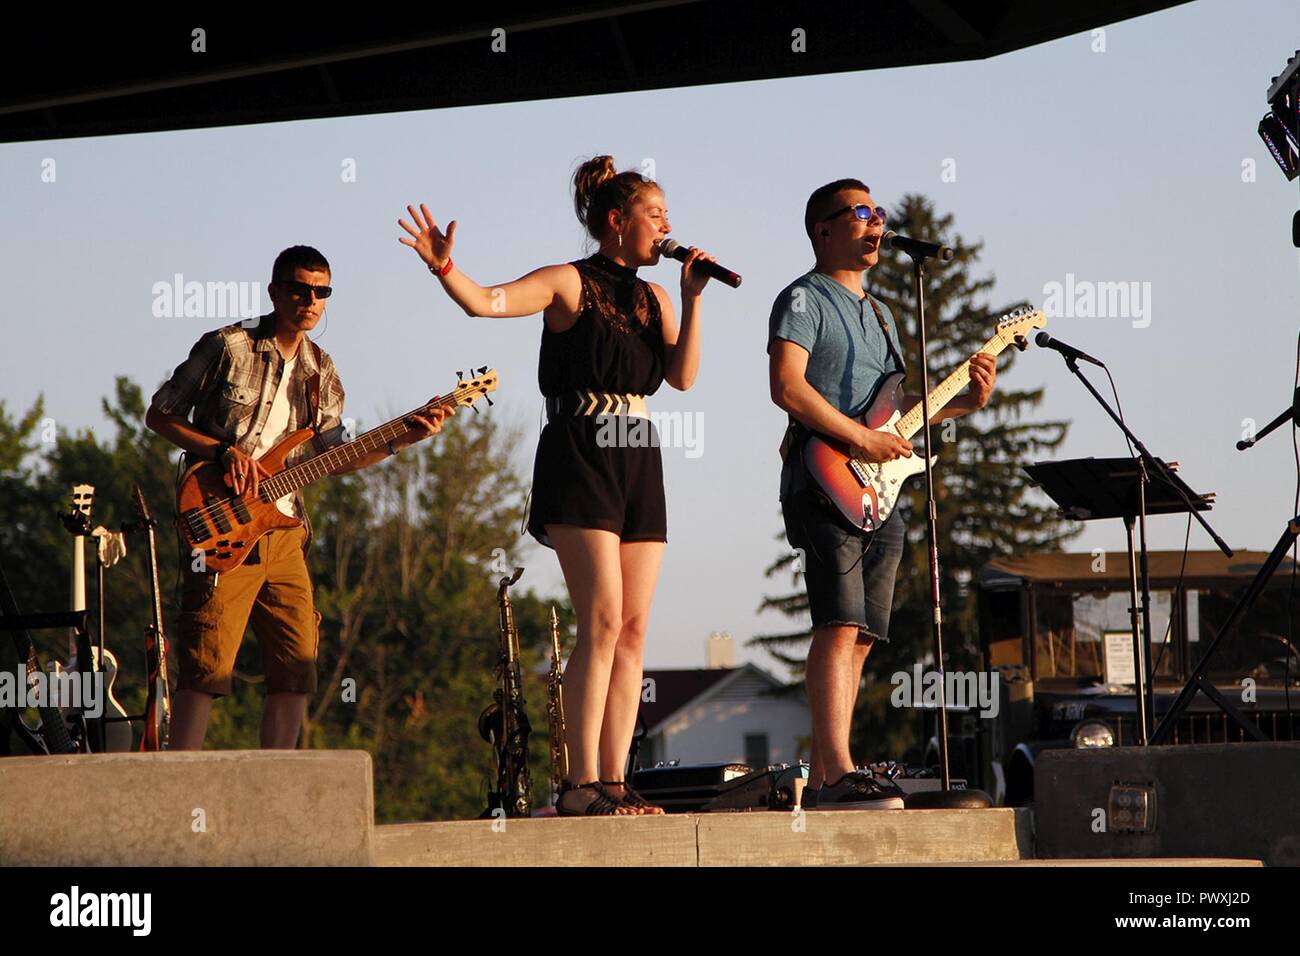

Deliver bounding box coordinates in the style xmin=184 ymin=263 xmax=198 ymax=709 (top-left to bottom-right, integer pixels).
xmin=1023 ymin=457 xmax=1215 ymax=745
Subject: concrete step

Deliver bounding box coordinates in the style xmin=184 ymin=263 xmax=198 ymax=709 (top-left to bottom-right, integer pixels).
xmin=0 ymin=751 xmax=373 ymax=866
xmin=375 ymin=807 xmax=1035 ymax=867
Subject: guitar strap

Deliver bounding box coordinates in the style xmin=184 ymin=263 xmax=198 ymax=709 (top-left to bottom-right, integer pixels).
xmin=305 ymin=340 xmax=323 ymax=433
xmin=865 ymin=293 xmax=906 ymax=379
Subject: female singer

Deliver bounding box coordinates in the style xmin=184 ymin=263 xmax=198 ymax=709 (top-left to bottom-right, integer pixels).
xmin=399 ymin=156 xmax=715 ymax=815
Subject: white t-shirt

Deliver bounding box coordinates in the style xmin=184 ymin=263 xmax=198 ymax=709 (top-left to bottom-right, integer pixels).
xmin=252 ymin=354 xmax=298 ymax=517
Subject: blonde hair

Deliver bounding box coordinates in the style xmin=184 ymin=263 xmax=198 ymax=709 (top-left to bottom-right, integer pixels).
xmin=572 ymin=155 xmax=661 ymax=243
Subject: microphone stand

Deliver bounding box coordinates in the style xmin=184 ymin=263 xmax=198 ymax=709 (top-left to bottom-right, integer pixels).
xmin=900 ymin=253 xmax=990 ymax=809
xmin=1051 ymin=354 xmax=1231 ymax=743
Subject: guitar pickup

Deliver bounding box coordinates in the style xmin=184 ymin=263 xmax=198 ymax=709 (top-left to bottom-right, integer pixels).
xmin=230 ymin=498 xmax=252 ymax=525
xmin=182 ymin=508 xmax=214 ymax=543
xmin=205 ymin=496 xmax=233 ymax=534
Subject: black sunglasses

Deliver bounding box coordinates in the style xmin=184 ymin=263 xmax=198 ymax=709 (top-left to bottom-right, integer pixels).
xmin=821 ymin=203 xmax=888 ymax=225
xmin=276 ymin=280 xmax=332 ymax=299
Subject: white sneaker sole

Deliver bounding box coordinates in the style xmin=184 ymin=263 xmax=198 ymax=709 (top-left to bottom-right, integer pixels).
xmin=809 ymin=797 xmax=905 ymax=811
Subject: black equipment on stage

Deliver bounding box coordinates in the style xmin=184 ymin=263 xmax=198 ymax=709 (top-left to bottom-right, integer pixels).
xmin=655 ymin=239 xmax=742 ymax=288
xmin=1036 ymin=742 xmax=1300 ymax=866
xmin=1033 ymin=326 xmax=1232 ymax=746
xmin=630 ymin=762 xmax=802 ymax=813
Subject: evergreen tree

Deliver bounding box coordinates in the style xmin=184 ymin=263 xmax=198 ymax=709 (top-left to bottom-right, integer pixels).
xmin=754 ymin=193 xmax=1079 ymax=762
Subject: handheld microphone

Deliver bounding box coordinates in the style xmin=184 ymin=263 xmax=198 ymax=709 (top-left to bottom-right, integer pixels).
xmin=1034 ymin=332 xmax=1105 ymax=368
xmin=656 ymin=238 xmax=742 ymax=288
xmin=881 ymin=231 xmax=955 ymax=262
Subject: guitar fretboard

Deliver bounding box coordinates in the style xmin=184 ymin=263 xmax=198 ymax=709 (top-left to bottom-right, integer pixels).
xmin=256 ymin=394 xmax=455 ymax=503
xmin=894 ymin=340 xmax=1006 ymax=441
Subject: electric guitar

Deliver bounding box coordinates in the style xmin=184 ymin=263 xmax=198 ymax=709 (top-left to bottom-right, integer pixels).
xmin=133 ymin=486 xmax=171 ymax=752
xmin=802 ymin=308 xmax=1046 ymax=531
xmin=175 ymin=368 xmax=499 ymax=575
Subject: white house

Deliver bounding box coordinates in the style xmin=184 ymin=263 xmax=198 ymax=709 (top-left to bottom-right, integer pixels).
xmin=636 ymin=663 xmax=811 ymax=769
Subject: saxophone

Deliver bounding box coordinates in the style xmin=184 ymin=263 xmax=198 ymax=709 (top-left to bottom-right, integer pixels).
xmin=477 ymin=566 xmax=532 ymax=818
xmin=546 ymin=606 xmax=569 ymax=796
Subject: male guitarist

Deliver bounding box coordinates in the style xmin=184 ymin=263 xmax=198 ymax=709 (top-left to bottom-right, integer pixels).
xmin=146 ymin=245 xmax=450 ymax=749
xmin=767 ymin=180 xmax=996 ymax=809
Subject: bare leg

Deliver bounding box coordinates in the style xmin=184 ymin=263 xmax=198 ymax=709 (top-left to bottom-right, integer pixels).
xmin=261 ymin=692 xmax=307 ymax=749
xmin=170 ymin=689 xmax=214 ymax=751
xmin=547 ymin=524 xmax=634 ymax=814
xmin=805 ymin=624 xmax=862 ymax=789
xmin=599 ymin=540 xmax=665 ymax=813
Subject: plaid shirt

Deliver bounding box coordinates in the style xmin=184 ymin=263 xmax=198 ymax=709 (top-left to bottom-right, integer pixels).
xmin=151 ymin=315 xmax=347 ymax=520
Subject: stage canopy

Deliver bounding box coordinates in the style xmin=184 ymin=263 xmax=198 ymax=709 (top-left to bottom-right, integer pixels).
xmin=0 ymin=1 xmax=1189 ymax=143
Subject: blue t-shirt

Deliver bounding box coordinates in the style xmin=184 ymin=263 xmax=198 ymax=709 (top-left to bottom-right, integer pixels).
xmin=767 ymin=270 xmax=904 ymax=417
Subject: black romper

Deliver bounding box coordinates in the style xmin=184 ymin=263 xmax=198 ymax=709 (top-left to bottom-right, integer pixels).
xmin=527 ymin=253 xmax=668 ymax=549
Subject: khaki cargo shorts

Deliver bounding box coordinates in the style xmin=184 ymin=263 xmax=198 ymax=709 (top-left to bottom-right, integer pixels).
xmin=176 ymin=526 xmax=321 ymax=697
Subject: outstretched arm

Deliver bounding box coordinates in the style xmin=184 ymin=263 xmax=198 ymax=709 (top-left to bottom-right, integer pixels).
xmin=398 ymin=203 xmax=579 ymax=318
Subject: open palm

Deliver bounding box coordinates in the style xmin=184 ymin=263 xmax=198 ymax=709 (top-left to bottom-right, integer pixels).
xmin=398 ymin=203 xmax=457 ymax=269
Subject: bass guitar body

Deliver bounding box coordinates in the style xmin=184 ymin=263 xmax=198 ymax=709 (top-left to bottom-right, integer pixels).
xmin=176 ymin=429 xmax=311 ymax=574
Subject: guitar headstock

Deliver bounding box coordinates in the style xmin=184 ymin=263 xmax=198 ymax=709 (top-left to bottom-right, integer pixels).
xmin=60 ymin=483 xmax=95 ymax=535
xmin=131 ymin=485 xmax=154 ymax=526
xmin=446 ymin=366 xmax=500 ymax=411
xmin=994 ymin=307 xmax=1047 ymax=351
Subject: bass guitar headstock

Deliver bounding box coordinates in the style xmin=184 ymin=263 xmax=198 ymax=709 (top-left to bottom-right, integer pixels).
xmin=442 ymin=366 xmax=500 ymax=413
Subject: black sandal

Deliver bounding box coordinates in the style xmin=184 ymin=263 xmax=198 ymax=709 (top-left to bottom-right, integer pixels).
xmin=556 ymin=780 xmax=628 ymax=817
xmin=601 ymin=780 xmax=665 ymax=815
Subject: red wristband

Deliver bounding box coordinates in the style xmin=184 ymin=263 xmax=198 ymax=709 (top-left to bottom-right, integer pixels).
xmin=432 ymin=258 xmax=453 ymax=277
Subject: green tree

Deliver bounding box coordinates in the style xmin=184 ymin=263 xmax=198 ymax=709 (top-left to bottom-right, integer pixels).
xmin=754 ymin=193 xmax=1079 ymax=762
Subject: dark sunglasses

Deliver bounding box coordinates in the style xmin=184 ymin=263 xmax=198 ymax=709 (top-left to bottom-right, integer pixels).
xmin=822 ymin=203 xmax=888 ymax=225
xmin=276 ymin=280 xmax=332 ymax=299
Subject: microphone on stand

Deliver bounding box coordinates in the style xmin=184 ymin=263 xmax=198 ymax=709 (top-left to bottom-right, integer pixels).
xmin=882 ymin=231 xmax=955 ymax=262
xmin=656 ymin=238 xmax=742 ymax=288
xmin=1034 ymin=332 xmax=1105 ymax=368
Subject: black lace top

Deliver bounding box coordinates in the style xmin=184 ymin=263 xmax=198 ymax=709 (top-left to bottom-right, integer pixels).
xmin=538 ymin=253 xmax=666 ymax=396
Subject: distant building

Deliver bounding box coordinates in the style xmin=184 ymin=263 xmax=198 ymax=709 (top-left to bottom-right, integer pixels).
xmin=635 ymin=663 xmax=810 ymax=769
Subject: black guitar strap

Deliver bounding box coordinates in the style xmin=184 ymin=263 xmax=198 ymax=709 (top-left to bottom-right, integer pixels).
xmin=305 ymin=340 xmax=323 ymax=433
xmin=865 ymin=293 xmax=907 ymax=378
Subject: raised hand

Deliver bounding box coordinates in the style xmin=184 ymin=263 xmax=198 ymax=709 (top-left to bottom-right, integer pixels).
xmin=398 ymin=204 xmax=457 ymax=271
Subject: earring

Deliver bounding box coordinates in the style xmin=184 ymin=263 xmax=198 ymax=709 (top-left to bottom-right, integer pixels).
xmin=618 ymin=232 xmax=623 ymax=249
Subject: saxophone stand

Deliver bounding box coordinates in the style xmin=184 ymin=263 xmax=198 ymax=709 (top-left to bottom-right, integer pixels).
xmin=899 ymin=251 xmax=991 ymax=809
xmin=1048 ymin=351 xmax=1231 ymax=742
xmin=477 ymin=566 xmax=533 ymax=819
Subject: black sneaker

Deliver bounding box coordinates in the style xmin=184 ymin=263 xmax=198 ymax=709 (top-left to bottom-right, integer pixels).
xmin=812 ymin=771 xmax=905 ymax=810
xmin=801 ymin=786 xmax=819 ymax=810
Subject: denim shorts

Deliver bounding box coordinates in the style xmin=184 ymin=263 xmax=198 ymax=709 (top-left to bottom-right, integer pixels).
xmin=780 ymin=463 xmax=906 ymax=641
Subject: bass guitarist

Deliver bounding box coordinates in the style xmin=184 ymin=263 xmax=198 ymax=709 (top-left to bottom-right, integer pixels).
xmin=145 ymin=245 xmax=450 ymax=750
xmin=767 ymin=180 xmax=996 ymax=809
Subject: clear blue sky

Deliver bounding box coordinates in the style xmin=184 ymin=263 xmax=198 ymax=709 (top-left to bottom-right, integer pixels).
xmin=3 ymin=0 xmax=1299 ymax=676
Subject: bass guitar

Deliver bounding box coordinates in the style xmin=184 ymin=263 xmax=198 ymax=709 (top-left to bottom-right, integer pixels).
xmin=175 ymin=368 xmax=498 ymax=574
xmin=802 ymin=308 xmax=1045 ymax=531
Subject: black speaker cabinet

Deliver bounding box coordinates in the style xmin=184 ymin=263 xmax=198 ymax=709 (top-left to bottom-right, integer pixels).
xmin=1035 ymin=742 xmax=1300 ymax=866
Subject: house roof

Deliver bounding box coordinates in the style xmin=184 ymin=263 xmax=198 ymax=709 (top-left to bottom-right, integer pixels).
xmin=1 ymin=2 xmax=1190 ymax=143
xmin=640 ymin=663 xmax=788 ymax=736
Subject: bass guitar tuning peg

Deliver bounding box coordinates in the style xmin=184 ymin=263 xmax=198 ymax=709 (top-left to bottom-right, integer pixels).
xmin=485 ymin=396 xmax=494 ymax=407
xmin=477 ymin=365 xmax=487 ymax=375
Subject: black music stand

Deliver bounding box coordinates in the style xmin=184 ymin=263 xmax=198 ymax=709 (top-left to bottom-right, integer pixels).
xmin=1023 ymin=457 xmax=1215 ymax=745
